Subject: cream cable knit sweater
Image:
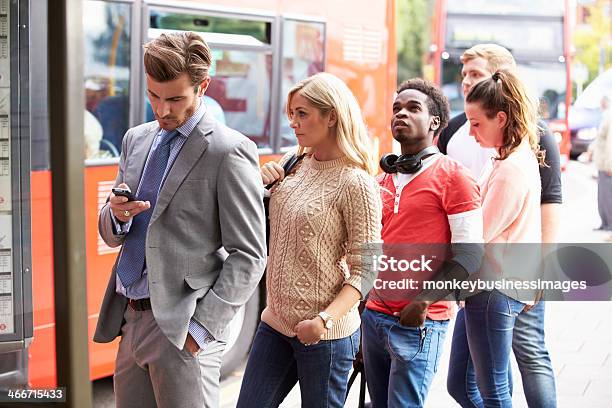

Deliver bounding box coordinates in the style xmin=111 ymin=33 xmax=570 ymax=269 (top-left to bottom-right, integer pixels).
xmin=261 ymin=154 xmax=381 ymax=340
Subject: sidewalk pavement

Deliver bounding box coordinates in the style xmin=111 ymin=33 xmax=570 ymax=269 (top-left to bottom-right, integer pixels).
xmin=219 ymin=301 xmax=612 ymax=408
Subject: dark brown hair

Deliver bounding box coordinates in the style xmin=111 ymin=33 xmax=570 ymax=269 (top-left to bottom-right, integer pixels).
xmin=466 ymin=70 xmax=545 ymax=165
xmin=143 ymin=32 xmax=212 ymax=86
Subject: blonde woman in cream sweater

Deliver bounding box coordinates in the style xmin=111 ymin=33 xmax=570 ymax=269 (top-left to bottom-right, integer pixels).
xmin=237 ymin=72 xmax=381 ymax=408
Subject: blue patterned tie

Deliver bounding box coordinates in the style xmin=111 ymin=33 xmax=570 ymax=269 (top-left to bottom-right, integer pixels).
xmin=116 ymin=130 xmax=179 ymax=287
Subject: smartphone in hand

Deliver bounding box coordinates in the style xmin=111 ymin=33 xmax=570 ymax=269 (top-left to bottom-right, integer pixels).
xmin=112 ymin=187 xmax=137 ymax=202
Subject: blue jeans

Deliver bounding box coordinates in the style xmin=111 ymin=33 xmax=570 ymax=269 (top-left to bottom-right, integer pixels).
xmin=447 ymin=307 xmax=490 ymax=408
xmin=448 ymin=298 xmax=557 ymax=408
xmin=362 ymin=308 xmax=449 ymax=408
xmin=236 ymin=321 xmax=360 ymax=408
xmin=512 ymin=301 xmax=557 ymax=408
xmin=448 ymin=290 xmax=524 ymax=408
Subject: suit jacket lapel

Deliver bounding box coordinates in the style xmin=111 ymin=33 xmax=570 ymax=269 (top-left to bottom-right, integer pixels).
xmin=125 ymin=123 xmax=157 ymax=192
xmin=150 ymin=111 xmax=216 ymax=225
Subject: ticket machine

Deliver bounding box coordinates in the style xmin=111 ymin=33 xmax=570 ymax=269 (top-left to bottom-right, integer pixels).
xmin=0 ymin=0 xmax=33 ymax=388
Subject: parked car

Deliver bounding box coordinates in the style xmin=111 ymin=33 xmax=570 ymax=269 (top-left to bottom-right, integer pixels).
xmin=569 ymin=69 xmax=612 ymax=158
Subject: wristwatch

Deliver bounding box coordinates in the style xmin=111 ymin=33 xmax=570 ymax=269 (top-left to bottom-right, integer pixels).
xmin=317 ymin=311 xmax=334 ymax=330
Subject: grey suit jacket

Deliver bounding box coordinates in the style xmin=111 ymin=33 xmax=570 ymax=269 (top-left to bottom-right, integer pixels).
xmin=94 ymin=110 xmax=267 ymax=349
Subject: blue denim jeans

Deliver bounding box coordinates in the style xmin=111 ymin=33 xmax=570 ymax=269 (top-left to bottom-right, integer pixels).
xmin=362 ymin=308 xmax=449 ymax=408
xmin=512 ymin=300 xmax=557 ymax=408
xmin=236 ymin=321 xmax=360 ymax=408
xmin=447 ymin=307 xmax=489 ymax=408
xmin=447 ymin=290 xmax=524 ymax=408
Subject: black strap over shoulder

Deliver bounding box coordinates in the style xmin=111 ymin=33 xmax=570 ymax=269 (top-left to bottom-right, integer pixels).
xmin=264 ymin=153 xmax=306 ymax=253
xmin=283 ymin=153 xmax=306 ymax=174
xmin=437 ymin=113 xmax=467 ymax=154
xmin=265 ymin=153 xmax=306 ymax=190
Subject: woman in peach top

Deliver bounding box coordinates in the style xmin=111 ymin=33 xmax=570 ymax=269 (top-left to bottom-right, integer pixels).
xmin=447 ymin=70 xmax=546 ymax=408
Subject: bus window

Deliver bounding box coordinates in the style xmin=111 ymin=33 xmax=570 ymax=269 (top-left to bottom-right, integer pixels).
xmin=446 ymin=0 xmax=564 ymax=16
xmin=517 ymin=61 xmax=566 ymax=120
xmin=84 ymin=1 xmax=131 ymax=161
xmin=211 ymin=50 xmax=272 ymax=148
xmin=441 ymin=58 xmax=567 ymax=121
xmin=279 ymin=19 xmax=325 ymax=149
xmin=445 ymin=16 xmax=563 ymax=58
xmin=441 ymin=57 xmax=465 ymax=118
xmin=149 ymin=11 xmax=272 ymax=45
xmin=148 ymin=10 xmax=274 ymax=150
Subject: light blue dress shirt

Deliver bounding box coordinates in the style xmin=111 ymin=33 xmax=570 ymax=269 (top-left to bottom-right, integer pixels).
xmin=113 ymin=98 xmax=215 ymax=350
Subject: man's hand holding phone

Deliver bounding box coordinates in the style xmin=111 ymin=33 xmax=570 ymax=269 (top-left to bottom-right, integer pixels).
xmin=110 ymin=183 xmax=151 ymax=223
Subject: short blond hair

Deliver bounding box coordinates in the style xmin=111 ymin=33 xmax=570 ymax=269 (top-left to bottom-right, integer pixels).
xmin=461 ymin=44 xmax=516 ymax=73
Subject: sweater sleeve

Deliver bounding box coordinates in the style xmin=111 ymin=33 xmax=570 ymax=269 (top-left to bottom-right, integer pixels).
xmin=340 ymin=171 xmax=382 ymax=298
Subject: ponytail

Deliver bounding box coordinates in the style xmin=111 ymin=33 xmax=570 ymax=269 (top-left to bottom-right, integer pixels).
xmin=467 ymin=70 xmax=546 ymax=165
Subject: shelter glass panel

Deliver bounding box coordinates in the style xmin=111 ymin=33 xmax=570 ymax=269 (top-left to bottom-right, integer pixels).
xmin=84 ymin=0 xmax=132 ymax=160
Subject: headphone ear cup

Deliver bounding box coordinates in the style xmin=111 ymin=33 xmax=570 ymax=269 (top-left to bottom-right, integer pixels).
xmin=395 ymin=155 xmax=419 ymax=174
xmin=380 ymin=154 xmax=399 ymax=173
xmin=395 ymin=145 xmax=440 ymax=174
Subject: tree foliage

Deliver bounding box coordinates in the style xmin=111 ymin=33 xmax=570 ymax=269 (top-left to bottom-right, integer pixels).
xmin=396 ymin=0 xmax=432 ymax=85
xmin=573 ymin=0 xmax=612 ymax=86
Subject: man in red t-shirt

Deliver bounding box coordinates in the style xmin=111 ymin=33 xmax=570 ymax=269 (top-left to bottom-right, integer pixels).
xmin=361 ymin=79 xmax=483 ymax=407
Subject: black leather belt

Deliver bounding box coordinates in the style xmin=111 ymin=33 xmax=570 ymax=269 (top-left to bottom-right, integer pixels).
xmin=127 ymin=298 xmax=151 ymax=311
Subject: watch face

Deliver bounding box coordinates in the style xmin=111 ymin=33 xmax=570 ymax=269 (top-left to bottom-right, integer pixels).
xmin=319 ymin=312 xmax=333 ymax=329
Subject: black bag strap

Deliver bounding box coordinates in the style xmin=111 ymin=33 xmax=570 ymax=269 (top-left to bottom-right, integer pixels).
xmin=264 ymin=153 xmax=306 ymax=190
xmin=346 ymin=353 xmax=367 ymax=408
xmin=263 ymin=153 xmax=306 ymax=255
xmin=346 ymin=300 xmax=367 ymax=407
xmin=437 ymin=112 xmax=467 ymax=154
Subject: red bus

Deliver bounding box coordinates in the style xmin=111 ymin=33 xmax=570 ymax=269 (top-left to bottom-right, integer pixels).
xmin=23 ymin=0 xmax=397 ymax=387
xmin=428 ymin=0 xmax=572 ymax=166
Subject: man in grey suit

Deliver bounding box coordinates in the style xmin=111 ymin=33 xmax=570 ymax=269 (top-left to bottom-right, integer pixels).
xmin=95 ymin=32 xmax=267 ymax=408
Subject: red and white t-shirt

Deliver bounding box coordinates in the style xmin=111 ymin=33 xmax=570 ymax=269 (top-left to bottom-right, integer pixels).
xmin=366 ymin=153 xmax=482 ymax=320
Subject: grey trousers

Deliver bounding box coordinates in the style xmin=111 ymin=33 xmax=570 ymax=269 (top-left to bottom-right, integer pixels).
xmin=598 ymin=171 xmax=612 ymax=230
xmin=114 ymin=306 xmax=226 ymax=408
